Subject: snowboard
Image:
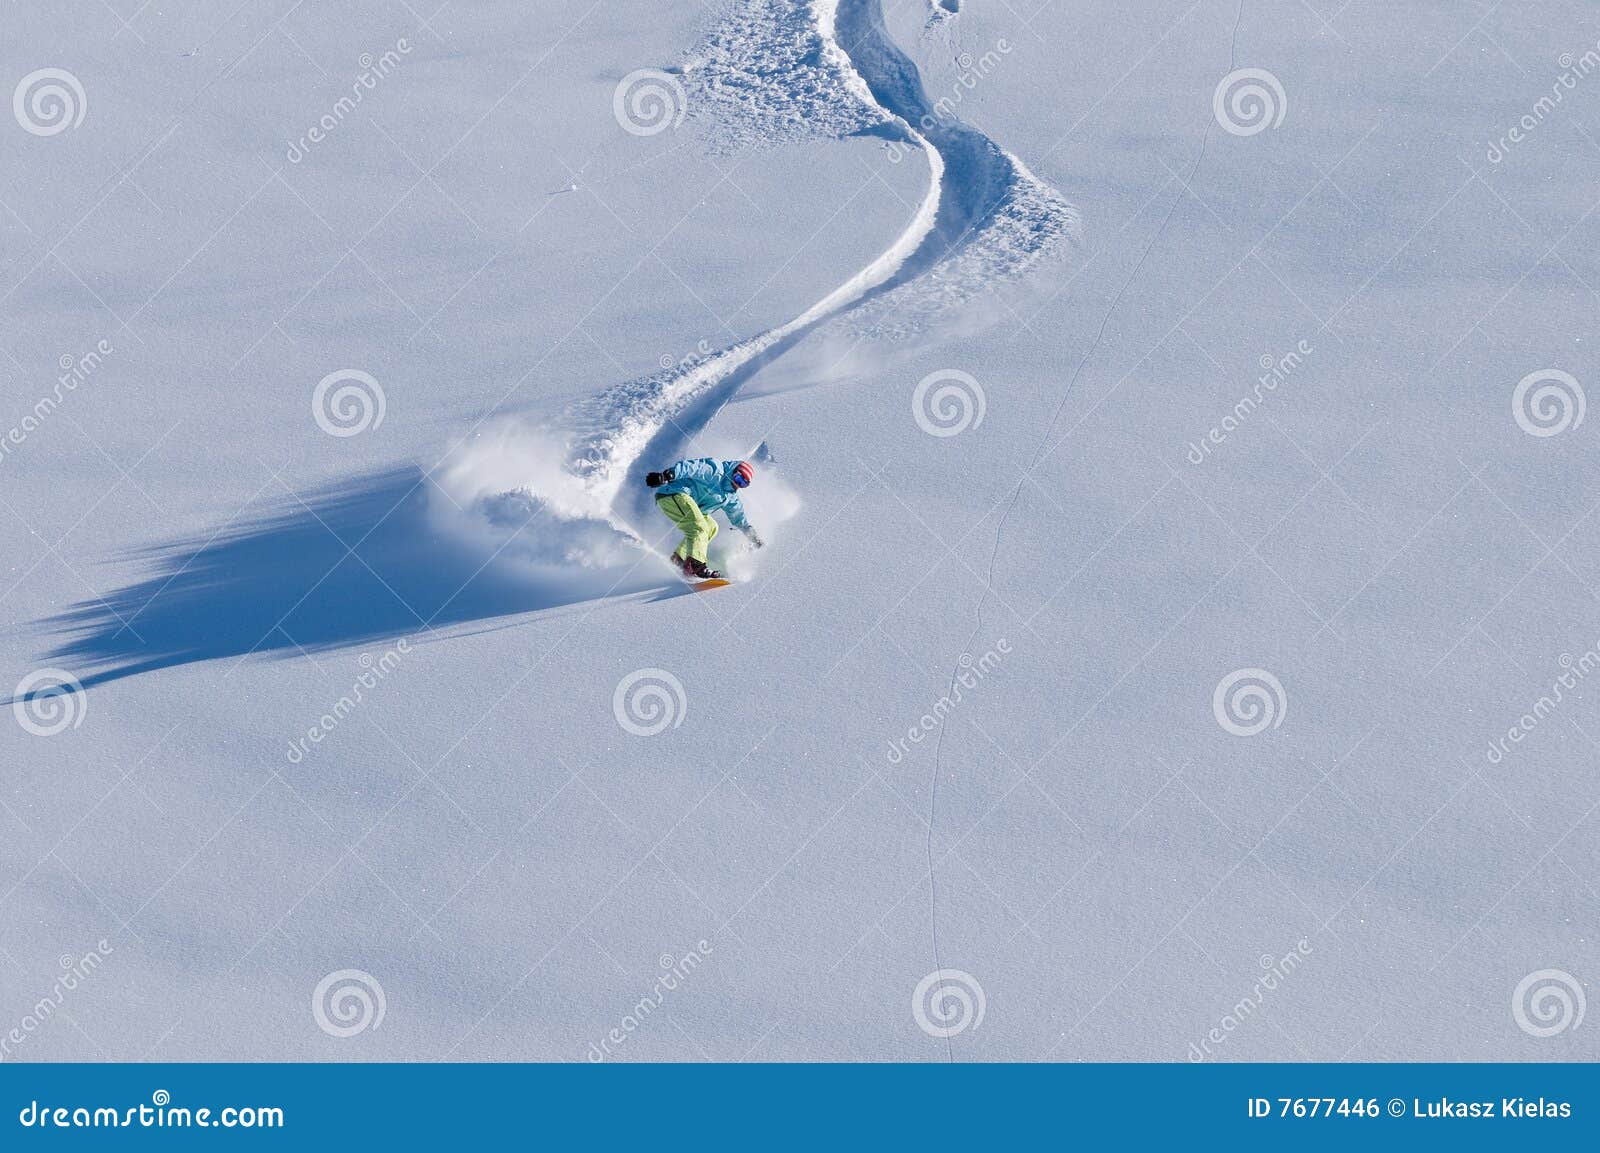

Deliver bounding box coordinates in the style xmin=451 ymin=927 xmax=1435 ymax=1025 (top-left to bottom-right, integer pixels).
xmin=691 ymin=578 xmax=730 ymax=591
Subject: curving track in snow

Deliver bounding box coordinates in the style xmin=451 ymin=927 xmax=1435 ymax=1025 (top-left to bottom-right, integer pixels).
xmin=464 ymin=0 xmax=1075 ymax=560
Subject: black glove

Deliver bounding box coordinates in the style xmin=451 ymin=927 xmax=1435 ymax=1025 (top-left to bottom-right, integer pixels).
xmin=743 ymin=527 xmax=764 ymax=549
xmin=645 ymin=467 xmax=675 ymax=488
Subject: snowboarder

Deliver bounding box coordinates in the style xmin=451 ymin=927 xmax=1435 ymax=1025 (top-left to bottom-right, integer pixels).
xmin=645 ymin=457 xmax=764 ymax=580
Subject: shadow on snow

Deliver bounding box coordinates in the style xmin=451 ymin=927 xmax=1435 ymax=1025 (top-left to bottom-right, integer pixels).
xmin=14 ymin=466 xmax=679 ymax=697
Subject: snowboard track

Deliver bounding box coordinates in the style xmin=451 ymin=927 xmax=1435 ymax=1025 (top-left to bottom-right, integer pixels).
xmin=529 ymin=1 xmax=1079 ymax=1063
xmin=475 ymin=0 xmax=1076 ymax=559
xmin=439 ymin=2 xmax=1080 ymax=1062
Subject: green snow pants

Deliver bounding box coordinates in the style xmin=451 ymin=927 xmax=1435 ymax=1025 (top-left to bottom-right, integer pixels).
xmin=655 ymin=492 xmax=718 ymax=564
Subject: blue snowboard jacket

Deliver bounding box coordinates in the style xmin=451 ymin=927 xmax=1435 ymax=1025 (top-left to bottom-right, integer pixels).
xmin=656 ymin=458 xmax=752 ymax=529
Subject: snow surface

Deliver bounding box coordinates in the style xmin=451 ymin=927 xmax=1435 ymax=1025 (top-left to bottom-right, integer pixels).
xmin=1 ymin=0 xmax=1598 ymax=1061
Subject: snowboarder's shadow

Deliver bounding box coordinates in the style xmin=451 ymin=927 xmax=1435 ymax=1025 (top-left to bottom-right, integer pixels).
xmin=20 ymin=465 xmax=663 ymax=695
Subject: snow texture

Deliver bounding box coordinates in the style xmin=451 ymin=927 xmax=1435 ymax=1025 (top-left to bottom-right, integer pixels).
xmin=1 ymin=0 xmax=1598 ymax=1064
